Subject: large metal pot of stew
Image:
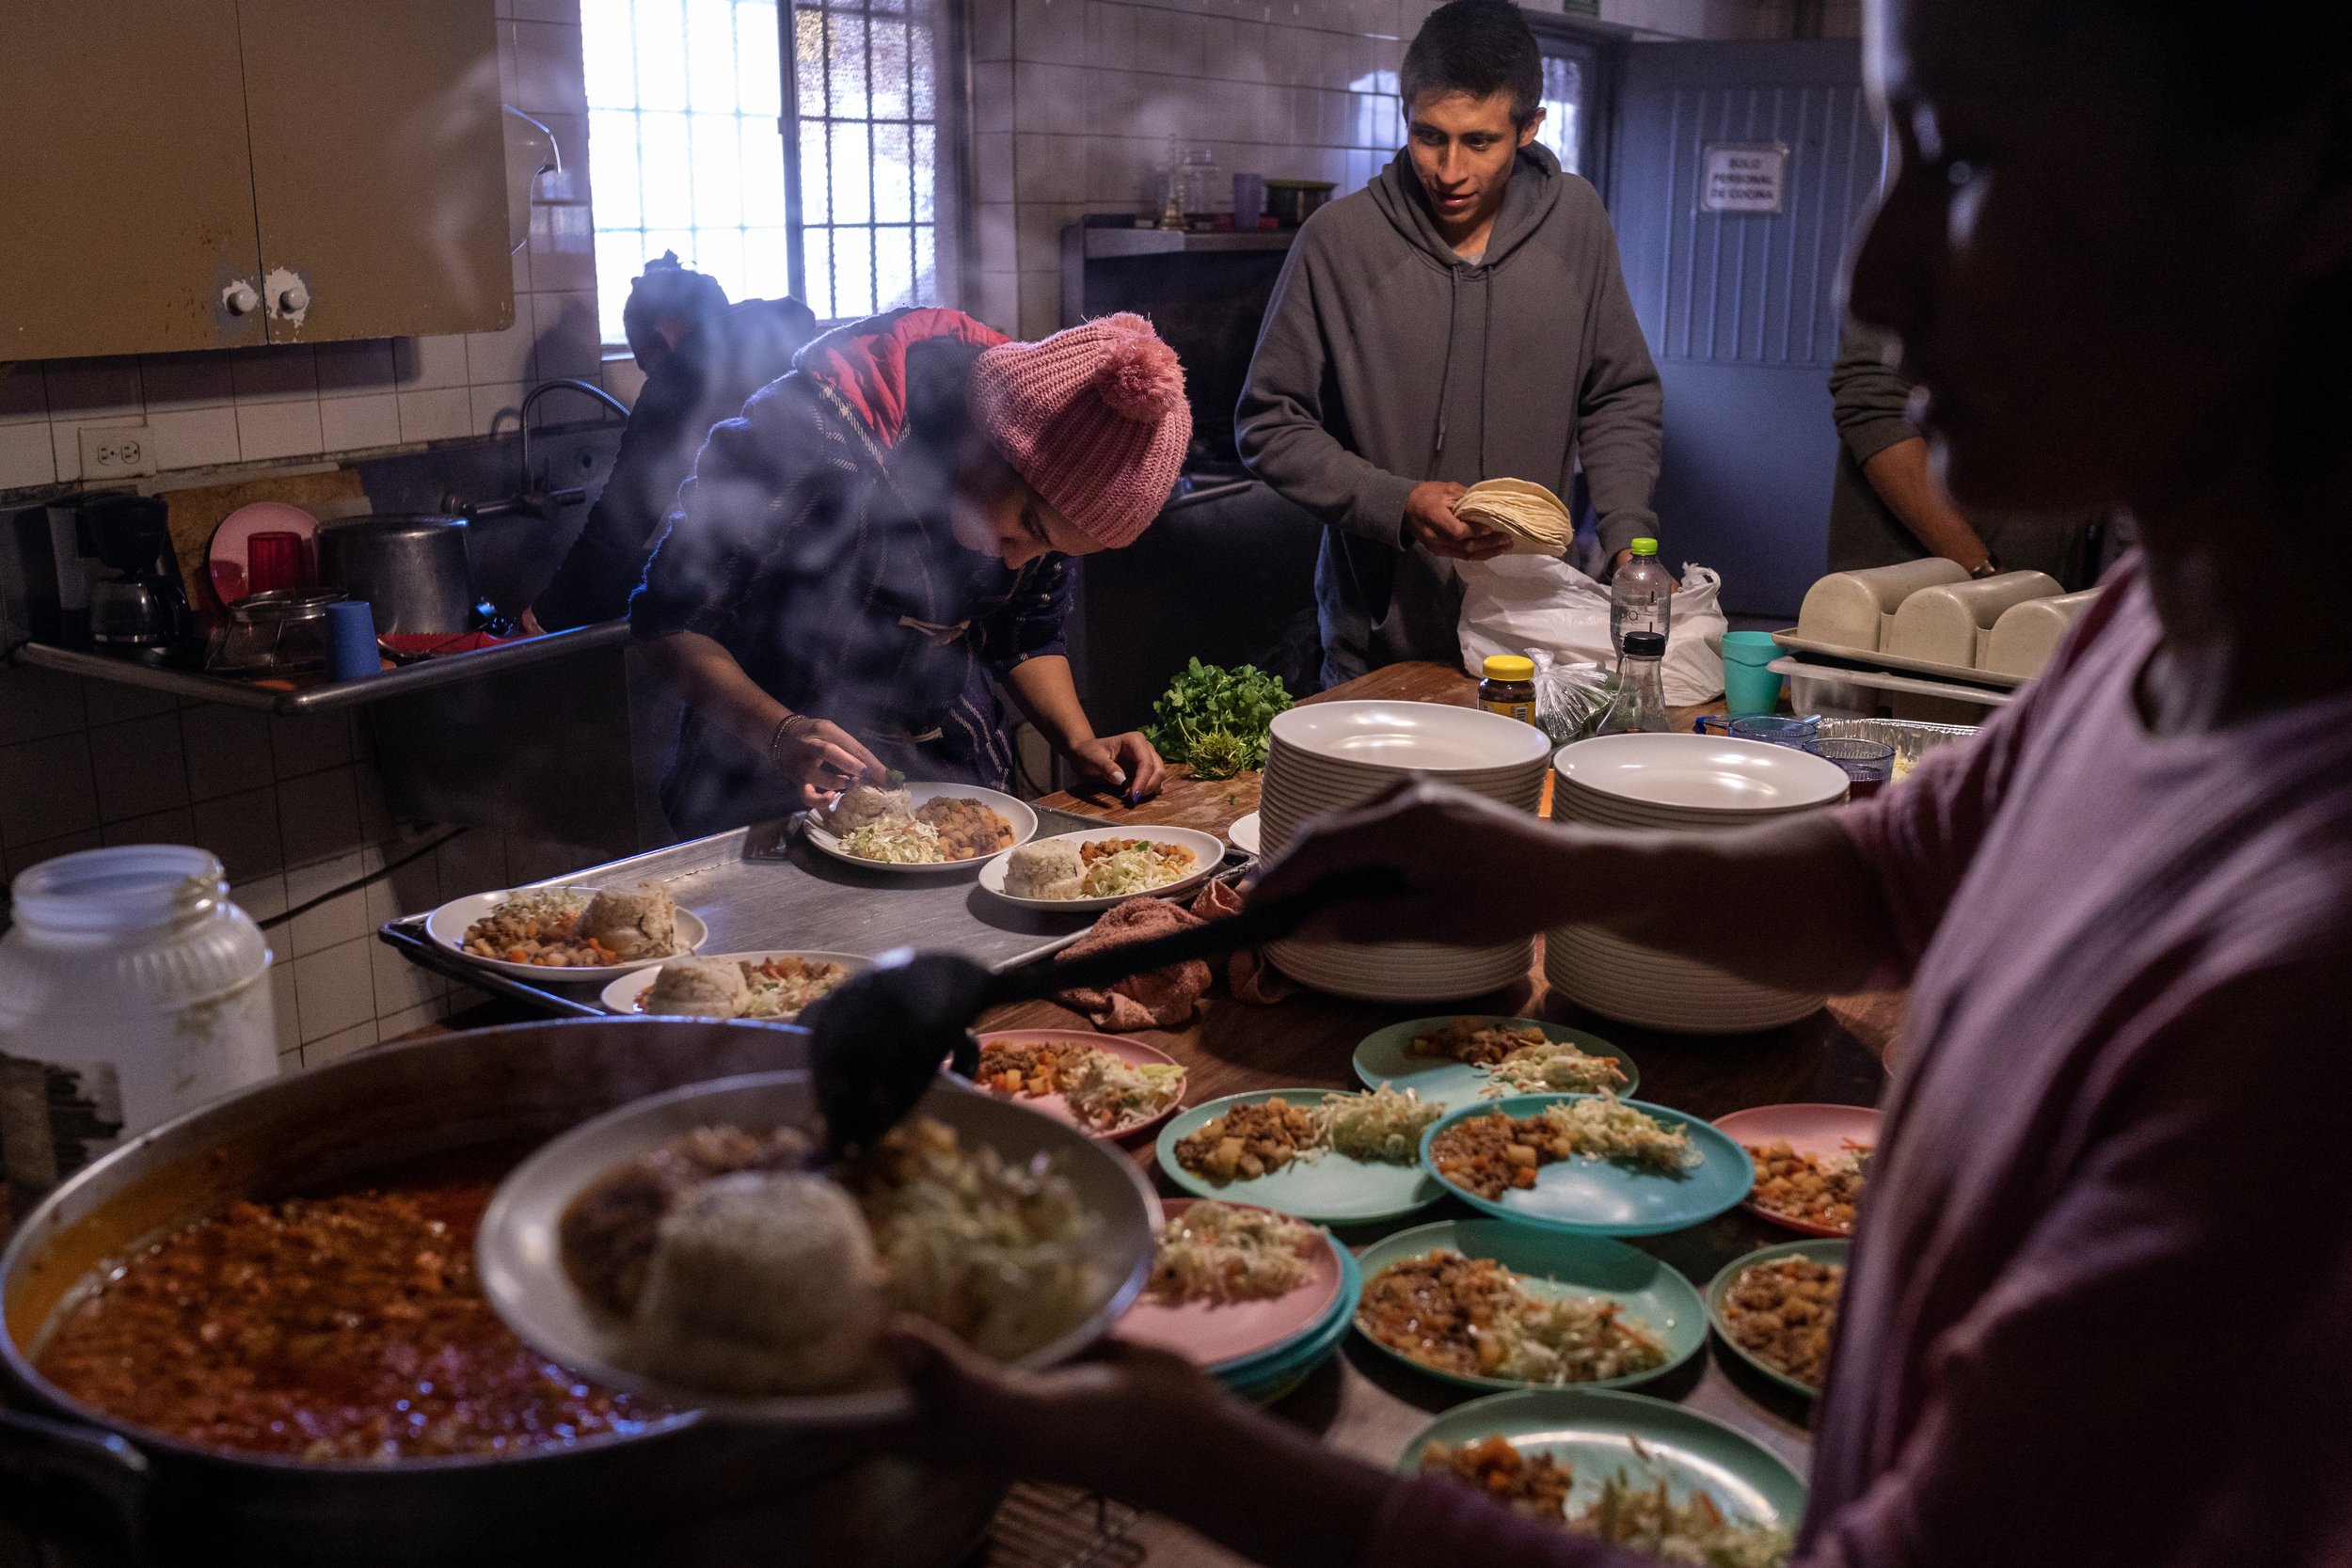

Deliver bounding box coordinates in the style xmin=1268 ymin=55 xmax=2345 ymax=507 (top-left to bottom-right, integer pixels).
xmin=0 ymin=1019 xmax=1007 ymax=1568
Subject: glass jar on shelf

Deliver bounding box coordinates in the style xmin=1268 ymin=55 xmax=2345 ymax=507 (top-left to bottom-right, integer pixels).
xmin=1177 ymin=148 xmax=1226 ymax=230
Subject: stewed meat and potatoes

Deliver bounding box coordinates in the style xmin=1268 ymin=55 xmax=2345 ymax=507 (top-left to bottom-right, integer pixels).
xmin=462 ymin=882 xmax=680 ymax=968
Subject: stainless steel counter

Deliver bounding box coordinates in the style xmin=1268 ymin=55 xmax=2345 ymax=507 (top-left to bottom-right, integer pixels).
xmin=380 ymin=805 xmax=1165 ymax=1015
xmin=15 ymin=618 xmax=632 ymax=715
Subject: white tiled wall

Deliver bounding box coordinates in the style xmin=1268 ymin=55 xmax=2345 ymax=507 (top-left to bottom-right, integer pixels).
xmin=0 ymin=662 xmax=610 ymax=1066
xmin=969 ymin=0 xmax=1813 ymax=339
xmin=0 ymin=2 xmax=606 ymax=496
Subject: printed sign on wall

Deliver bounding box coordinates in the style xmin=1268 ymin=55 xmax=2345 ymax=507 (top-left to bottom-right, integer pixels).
xmin=1701 ymin=143 xmax=1788 ymax=214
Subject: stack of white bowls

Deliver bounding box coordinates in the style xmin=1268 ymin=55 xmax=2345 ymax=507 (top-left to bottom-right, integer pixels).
xmin=1258 ymin=701 xmax=1551 ymax=1002
xmin=1547 ymin=734 xmax=1850 ymax=1033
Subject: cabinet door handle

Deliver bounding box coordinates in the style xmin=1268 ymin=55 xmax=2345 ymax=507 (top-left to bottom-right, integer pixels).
xmin=222 ymin=280 xmax=262 ymax=315
xmin=277 ymin=279 xmax=310 ymax=315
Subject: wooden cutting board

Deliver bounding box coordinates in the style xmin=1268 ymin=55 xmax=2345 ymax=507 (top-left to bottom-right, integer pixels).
xmin=161 ymin=469 xmax=368 ymax=610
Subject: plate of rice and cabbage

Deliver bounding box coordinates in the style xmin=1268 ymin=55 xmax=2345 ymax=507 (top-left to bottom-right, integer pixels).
xmin=978 ymin=826 xmax=1226 ymax=911
xmin=801 ymin=780 xmax=1038 ymax=873
xmin=476 ymin=1069 xmax=1158 ymax=1427
xmin=603 ymin=950 xmax=871 ymax=1020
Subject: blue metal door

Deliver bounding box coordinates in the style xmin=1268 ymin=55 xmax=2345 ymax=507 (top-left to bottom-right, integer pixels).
xmin=1607 ymin=39 xmax=1876 ymax=617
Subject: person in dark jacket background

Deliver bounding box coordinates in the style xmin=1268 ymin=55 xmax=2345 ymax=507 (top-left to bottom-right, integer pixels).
xmin=532 ymin=254 xmax=817 ymax=630
xmin=1830 ymin=322 xmax=2106 ymax=588
xmin=1236 ymin=0 xmax=1662 ymax=685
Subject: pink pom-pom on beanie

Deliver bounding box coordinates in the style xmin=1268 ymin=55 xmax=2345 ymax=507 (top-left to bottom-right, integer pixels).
xmin=966 ymin=312 xmax=1192 ymax=549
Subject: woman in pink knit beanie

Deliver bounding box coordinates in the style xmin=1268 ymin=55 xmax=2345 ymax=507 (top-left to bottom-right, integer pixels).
xmin=634 ymin=306 xmax=1192 ymax=833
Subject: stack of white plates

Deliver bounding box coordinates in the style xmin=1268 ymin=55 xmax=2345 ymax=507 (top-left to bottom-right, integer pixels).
xmin=1258 ymin=702 xmax=1550 ymax=1002
xmin=1546 ymin=734 xmax=1849 ymax=1033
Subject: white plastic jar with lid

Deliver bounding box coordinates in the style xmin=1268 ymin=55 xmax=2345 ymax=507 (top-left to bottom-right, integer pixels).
xmin=0 ymin=846 xmax=278 ymax=1173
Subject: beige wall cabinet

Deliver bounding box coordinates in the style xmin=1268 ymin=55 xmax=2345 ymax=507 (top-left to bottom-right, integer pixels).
xmin=0 ymin=0 xmax=512 ymax=361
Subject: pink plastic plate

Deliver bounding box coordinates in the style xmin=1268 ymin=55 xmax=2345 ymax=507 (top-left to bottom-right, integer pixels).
xmin=207 ymin=501 xmax=320 ymax=607
xmin=1712 ymin=1102 xmax=1883 ymax=1238
xmin=972 ymin=1029 xmax=1187 ymax=1142
xmin=1111 ymin=1197 xmax=1342 ymax=1368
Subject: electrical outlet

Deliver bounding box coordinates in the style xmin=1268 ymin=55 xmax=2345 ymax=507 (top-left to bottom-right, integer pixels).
xmin=79 ymin=424 xmax=158 ymax=480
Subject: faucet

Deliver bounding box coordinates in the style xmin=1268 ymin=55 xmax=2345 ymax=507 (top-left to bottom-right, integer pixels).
xmin=518 ymin=378 xmax=629 ymax=495
xmin=442 ymin=378 xmax=631 ymax=520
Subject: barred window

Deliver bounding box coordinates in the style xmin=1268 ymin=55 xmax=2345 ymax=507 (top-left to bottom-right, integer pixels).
xmin=791 ymin=0 xmax=940 ymax=322
xmin=581 ymin=0 xmax=940 ymax=344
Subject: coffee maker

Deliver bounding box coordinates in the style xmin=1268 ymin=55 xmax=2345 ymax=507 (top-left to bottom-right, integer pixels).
xmin=81 ymin=493 xmax=192 ymax=652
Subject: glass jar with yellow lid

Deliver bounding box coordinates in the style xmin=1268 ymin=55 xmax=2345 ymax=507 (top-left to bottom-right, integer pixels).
xmin=1477 ymin=654 xmax=1538 ymax=726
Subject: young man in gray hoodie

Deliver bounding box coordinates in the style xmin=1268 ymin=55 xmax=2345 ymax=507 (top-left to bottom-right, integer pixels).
xmin=1237 ymin=0 xmax=1663 ymax=685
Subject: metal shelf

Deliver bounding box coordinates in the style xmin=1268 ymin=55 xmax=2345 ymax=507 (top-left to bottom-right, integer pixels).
xmin=1076 ymin=226 xmax=1296 ymax=258
xmin=13 ymin=617 xmax=634 ymax=715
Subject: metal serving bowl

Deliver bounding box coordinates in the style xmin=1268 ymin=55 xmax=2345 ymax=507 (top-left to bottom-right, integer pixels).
xmin=0 ymin=1019 xmax=1006 ymax=1568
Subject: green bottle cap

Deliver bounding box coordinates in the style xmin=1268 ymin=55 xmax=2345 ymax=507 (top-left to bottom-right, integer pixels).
xmin=1629 ymin=538 xmax=1658 ymax=556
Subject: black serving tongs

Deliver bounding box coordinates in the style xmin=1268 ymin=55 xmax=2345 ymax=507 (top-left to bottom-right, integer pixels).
xmin=805 ymin=864 xmax=1403 ymax=1160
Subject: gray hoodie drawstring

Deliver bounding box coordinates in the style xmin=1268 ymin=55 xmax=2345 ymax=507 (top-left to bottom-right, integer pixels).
xmin=1478 ymin=269 xmax=1493 ymax=479
xmin=1433 ymin=264 xmax=1461 ymax=457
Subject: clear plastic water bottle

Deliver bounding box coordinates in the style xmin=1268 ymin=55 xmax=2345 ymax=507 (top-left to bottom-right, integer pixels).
xmin=1596 ymin=630 xmax=1671 ymax=735
xmin=1609 ymin=537 xmax=1674 ymax=656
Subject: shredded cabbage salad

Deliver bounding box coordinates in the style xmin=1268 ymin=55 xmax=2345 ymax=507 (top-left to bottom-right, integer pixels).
xmin=839 ymin=818 xmax=946 ymax=864
xmin=1323 ymin=1085 xmax=1445 ymax=1164
xmin=1485 ymin=1040 xmax=1631 ymax=1097
xmin=1539 ymin=1098 xmax=1700 ymax=1172
xmin=1075 ymin=845 xmax=1189 ymax=897
xmin=1569 ymin=1473 xmax=1793 ymax=1567
xmin=1062 ymin=1050 xmax=1185 ymax=1132
xmin=856 ymin=1118 xmax=1099 ymax=1360
xmin=1146 ymin=1200 xmax=1322 ymax=1306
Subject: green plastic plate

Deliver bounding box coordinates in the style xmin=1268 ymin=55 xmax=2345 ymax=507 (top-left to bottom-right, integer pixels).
xmin=1354 ymin=1016 xmax=1638 ymax=1110
xmin=1420 ymin=1094 xmax=1754 ymax=1236
xmin=1397 ymin=1386 xmax=1807 ymax=1540
xmin=1705 ymin=1237 xmax=1851 ymax=1398
xmin=1352 ymin=1218 xmax=1704 ymax=1392
xmin=1155 ymin=1089 xmax=1446 ymax=1226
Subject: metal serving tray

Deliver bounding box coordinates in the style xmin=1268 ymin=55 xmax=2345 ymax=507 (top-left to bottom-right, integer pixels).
xmin=378 ymin=805 xmax=1221 ymax=1017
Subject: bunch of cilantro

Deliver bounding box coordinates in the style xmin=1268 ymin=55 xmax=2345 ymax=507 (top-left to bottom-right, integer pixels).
xmin=1141 ymin=657 xmax=1295 ymax=780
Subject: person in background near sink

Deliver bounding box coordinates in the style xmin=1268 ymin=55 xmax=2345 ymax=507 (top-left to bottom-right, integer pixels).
xmin=531 ymin=254 xmax=816 ymax=631
xmin=632 ymin=309 xmax=1184 ymax=837
xmin=1237 ymin=0 xmax=1662 ymax=686
xmin=886 ymin=0 xmax=2352 ymax=1565
xmin=1829 ymin=321 xmax=2106 ymax=587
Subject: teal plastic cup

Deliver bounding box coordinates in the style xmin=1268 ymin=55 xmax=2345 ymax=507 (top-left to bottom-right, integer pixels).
xmin=1721 ymin=631 xmax=1784 ymax=717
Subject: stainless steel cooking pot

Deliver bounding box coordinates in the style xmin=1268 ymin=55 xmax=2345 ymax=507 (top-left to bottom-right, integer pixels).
xmin=0 ymin=1019 xmax=1005 ymax=1568
xmin=314 ymin=515 xmax=476 ymax=637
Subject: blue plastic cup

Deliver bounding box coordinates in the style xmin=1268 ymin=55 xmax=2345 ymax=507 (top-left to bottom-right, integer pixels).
xmin=1721 ymin=630 xmax=1783 ymax=717
xmin=326 ymin=599 xmax=380 ymax=681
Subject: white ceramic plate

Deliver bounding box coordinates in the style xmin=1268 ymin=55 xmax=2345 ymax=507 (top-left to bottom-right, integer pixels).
xmin=599 ymin=950 xmax=873 ymax=1017
xmin=477 ymin=1070 xmax=1159 ymax=1428
xmin=1554 ymin=734 xmax=1850 ymax=814
xmin=1270 ymin=701 xmax=1553 ymax=774
xmin=1227 ymin=811 xmax=1262 ymax=856
xmin=977 ymin=825 xmax=1227 ymax=912
xmin=799 ymin=783 xmax=1038 ymax=875
xmin=426 ymin=887 xmax=709 ymax=982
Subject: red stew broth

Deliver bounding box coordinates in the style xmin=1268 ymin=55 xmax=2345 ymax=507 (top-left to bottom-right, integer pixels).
xmin=32 ymin=1143 xmax=672 ymax=1463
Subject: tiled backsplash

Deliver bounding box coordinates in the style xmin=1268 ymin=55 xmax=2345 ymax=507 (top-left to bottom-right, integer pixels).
xmin=0 ymin=662 xmax=609 ymax=1068
xmin=0 ymin=6 xmax=605 ymax=496
xmin=969 ymin=0 xmax=1842 ymax=339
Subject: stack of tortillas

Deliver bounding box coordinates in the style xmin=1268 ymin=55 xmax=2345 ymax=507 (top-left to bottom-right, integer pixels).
xmin=1454 ymin=478 xmax=1574 ymax=555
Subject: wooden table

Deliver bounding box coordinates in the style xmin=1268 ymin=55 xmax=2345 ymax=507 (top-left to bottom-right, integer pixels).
xmin=993 ymin=661 xmax=1893 ymax=1568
